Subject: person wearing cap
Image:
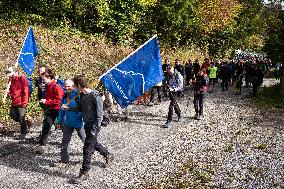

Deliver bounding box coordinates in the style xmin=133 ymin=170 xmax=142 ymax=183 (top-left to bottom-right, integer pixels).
xmin=6 ymin=66 xmax=30 ymax=139
xmin=164 ymin=65 xmax=184 ymax=128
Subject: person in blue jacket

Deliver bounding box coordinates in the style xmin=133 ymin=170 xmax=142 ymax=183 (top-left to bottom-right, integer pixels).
xmin=57 ymin=79 xmax=85 ymax=163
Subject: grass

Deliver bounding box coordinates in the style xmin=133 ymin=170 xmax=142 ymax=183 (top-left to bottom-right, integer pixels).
xmin=253 ymin=84 xmax=284 ymax=109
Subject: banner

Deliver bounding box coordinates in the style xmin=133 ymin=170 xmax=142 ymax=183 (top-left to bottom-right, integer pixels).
xmin=18 ymin=26 xmax=39 ymax=75
xmin=100 ymin=35 xmax=164 ymax=108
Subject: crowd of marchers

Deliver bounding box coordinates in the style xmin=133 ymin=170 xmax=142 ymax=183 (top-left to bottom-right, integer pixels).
xmin=4 ymin=55 xmax=281 ymax=184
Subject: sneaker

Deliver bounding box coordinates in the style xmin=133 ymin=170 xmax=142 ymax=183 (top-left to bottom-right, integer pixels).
xmin=147 ymin=102 xmax=154 ymax=106
xmin=50 ymin=160 xmax=69 ymax=167
xmin=164 ymin=121 xmax=172 ymax=128
xmin=15 ymin=134 xmax=27 ymax=140
xmin=105 ymin=154 xmax=114 ymax=168
xmin=123 ymin=117 xmax=130 ymax=122
xmin=194 ymin=113 xmax=198 ymax=119
xmin=177 ymin=115 xmax=184 ymax=122
xmin=34 ymin=145 xmax=45 ymax=154
xmin=71 ymin=170 xmax=89 ymax=184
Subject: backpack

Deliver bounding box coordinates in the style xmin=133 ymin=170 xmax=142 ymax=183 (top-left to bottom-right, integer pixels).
xmin=56 ymin=79 xmax=66 ymax=93
xmin=91 ymin=90 xmax=110 ymax=127
xmin=20 ymin=76 xmax=33 ymax=98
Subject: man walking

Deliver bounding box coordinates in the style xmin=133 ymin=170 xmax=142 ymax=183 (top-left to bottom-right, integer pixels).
xmin=164 ymin=65 xmax=184 ymax=128
xmin=56 ymin=79 xmax=85 ymax=164
xmin=62 ymin=75 xmax=113 ymax=183
xmin=6 ymin=66 xmax=30 ymax=139
xmin=36 ymin=68 xmax=64 ymax=153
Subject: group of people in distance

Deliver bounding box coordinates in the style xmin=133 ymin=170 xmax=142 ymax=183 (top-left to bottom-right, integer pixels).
xmin=5 ymin=65 xmax=113 ymax=184
xmin=4 ymin=54 xmax=278 ymax=183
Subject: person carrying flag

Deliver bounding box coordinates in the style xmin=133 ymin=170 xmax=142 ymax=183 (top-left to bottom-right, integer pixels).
xmin=5 ymin=66 xmax=30 ymax=139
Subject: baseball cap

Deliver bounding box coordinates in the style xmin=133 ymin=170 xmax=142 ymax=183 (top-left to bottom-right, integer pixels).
xmin=6 ymin=66 xmax=15 ymax=77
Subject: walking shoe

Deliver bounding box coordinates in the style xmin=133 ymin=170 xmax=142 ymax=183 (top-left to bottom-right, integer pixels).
xmin=71 ymin=170 xmax=89 ymax=184
xmin=50 ymin=160 xmax=69 ymax=167
xmin=147 ymin=102 xmax=154 ymax=106
xmin=194 ymin=113 xmax=198 ymax=118
xmin=177 ymin=115 xmax=184 ymax=122
xmin=34 ymin=145 xmax=45 ymax=154
xmin=164 ymin=121 xmax=172 ymax=128
xmin=123 ymin=117 xmax=130 ymax=122
xmin=105 ymin=154 xmax=114 ymax=168
xmin=15 ymin=134 xmax=27 ymax=140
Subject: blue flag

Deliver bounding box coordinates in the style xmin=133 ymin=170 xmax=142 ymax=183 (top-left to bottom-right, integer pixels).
xmin=18 ymin=26 xmax=39 ymax=75
xmin=100 ymin=35 xmax=164 ymax=108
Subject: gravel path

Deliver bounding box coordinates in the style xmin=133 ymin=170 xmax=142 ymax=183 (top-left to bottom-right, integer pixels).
xmin=0 ymin=79 xmax=283 ymax=189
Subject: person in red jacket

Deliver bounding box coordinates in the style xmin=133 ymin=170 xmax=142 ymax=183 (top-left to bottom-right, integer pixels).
xmin=6 ymin=66 xmax=29 ymax=139
xmin=36 ymin=68 xmax=64 ymax=153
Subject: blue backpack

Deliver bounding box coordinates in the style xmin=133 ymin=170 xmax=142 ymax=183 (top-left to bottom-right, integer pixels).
xmin=56 ymin=79 xmax=66 ymax=93
xmin=21 ymin=77 xmax=66 ymax=98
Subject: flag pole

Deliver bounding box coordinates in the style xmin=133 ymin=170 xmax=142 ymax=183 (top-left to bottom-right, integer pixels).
xmin=99 ymin=34 xmax=158 ymax=80
xmin=2 ymin=26 xmax=32 ymax=103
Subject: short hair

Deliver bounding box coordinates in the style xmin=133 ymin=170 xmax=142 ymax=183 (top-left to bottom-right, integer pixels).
xmin=45 ymin=68 xmax=55 ymax=79
xmin=65 ymin=79 xmax=74 ymax=86
xmin=73 ymin=75 xmax=89 ymax=88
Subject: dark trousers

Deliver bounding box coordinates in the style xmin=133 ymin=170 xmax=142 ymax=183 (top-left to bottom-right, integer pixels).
xmin=39 ymin=109 xmax=59 ymax=145
xmin=61 ymin=125 xmax=85 ymax=162
xmin=167 ymin=92 xmax=181 ymax=122
xmin=149 ymin=86 xmax=162 ymax=102
xmin=194 ymin=93 xmax=205 ymax=115
xmin=10 ymin=107 xmax=28 ymax=135
xmin=221 ymin=78 xmax=229 ymax=91
xmin=82 ymin=126 xmax=109 ymax=172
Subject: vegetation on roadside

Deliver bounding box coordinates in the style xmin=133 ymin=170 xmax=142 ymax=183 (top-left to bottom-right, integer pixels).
xmin=136 ymin=159 xmax=215 ymax=189
xmin=0 ymin=1 xmax=283 ymax=122
xmin=253 ymin=84 xmax=284 ymax=109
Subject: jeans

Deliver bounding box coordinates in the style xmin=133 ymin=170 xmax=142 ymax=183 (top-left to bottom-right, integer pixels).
xmin=61 ymin=125 xmax=85 ymax=162
xmin=194 ymin=93 xmax=205 ymax=115
xmin=82 ymin=125 xmax=109 ymax=172
xmin=167 ymin=92 xmax=181 ymax=122
xmin=10 ymin=106 xmax=28 ymax=135
xmin=39 ymin=109 xmax=59 ymax=145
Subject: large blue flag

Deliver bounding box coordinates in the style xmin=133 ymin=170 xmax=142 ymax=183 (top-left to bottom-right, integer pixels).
xmin=18 ymin=26 xmax=39 ymax=75
xmin=100 ymin=35 xmax=164 ymax=108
